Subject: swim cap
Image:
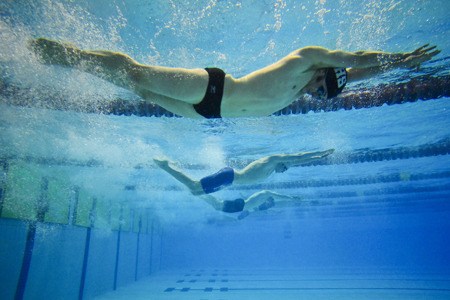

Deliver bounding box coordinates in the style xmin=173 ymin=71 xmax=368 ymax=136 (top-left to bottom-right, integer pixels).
xmin=325 ymin=68 xmax=347 ymax=99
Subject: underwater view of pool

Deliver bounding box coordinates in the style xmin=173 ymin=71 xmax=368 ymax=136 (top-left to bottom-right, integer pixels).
xmin=1 ymin=1 xmax=449 ymax=299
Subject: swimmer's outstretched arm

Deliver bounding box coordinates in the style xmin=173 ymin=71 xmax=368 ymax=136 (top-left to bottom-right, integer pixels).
xmin=234 ymin=149 xmax=334 ymax=184
xmin=236 ymin=190 xmax=303 ymax=220
xmin=295 ymin=44 xmax=440 ymax=73
xmin=244 ymin=190 xmax=301 ymax=211
xmin=153 ymin=158 xmax=204 ymax=195
xmin=346 ymin=44 xmax=441 ymax=82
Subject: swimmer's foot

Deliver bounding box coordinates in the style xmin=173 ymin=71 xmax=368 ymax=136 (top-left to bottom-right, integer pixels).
xmin=28 ymin=38 xmax=81 ymax=67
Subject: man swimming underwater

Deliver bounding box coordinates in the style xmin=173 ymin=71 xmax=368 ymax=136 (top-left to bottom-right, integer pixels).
xmin=30 ymin=38 xmax=439 ymax=118
xmin=199 ymin=190 xmax=303 ymax=220
xmin=153 ymin=149 xmax=333 ymax=195
xmin=154 ymin=150 xmax=333 ymax=219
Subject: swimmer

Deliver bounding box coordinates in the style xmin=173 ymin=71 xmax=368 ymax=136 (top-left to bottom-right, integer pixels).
xmin=153 ymin=149 xmax=334 ymax=195
xmin=200 ymin=190 xmax=302 ymax=219
xmin=29 ymin=38 xmax=439 ymax=118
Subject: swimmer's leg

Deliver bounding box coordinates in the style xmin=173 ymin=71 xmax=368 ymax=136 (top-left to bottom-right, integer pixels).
xmin=29 ymin=38 xmax=209 ymax=104
xmin=136 ymin=89 xmax=201 ymax=118
xmin=200 ymin=194 xmax=224 ymax=211
xmin=153 ymin=158 xmax=204 ymax=195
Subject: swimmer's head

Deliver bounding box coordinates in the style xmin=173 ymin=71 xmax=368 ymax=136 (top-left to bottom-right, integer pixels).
xmin=303 ymin=68 xmax=347 ymax=100
xmin=324 ymin=67 xmax=347 ymax=99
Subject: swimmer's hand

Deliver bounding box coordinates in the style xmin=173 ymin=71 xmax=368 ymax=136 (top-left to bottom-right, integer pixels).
xmin=306 ymin=148 xmax=335 ymax=159
xmin=397 ymin=44 xmax=441 ymax=69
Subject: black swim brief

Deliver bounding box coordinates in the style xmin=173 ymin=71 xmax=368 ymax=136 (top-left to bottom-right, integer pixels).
xmin=193 ymin=67 xmax=225 ymax=118
xmin=199 ymin=167 xmax=234 ymax=194
xmin=222 ymin=198 xmax=245 ymax=213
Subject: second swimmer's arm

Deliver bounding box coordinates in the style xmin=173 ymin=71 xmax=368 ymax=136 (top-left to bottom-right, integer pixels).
xmin=244 ymin=190 xmax=299 ymax=211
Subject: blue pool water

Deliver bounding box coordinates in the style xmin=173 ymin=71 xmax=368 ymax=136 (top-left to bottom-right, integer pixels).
xmin=1 ymin=1 xmax=450 ymax=299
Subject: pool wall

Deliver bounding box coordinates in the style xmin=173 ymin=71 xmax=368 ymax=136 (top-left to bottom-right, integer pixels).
xmin=0 ymin=160 xmax=163 ymax=300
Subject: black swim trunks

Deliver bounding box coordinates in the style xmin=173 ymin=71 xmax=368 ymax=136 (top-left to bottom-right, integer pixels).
xmin=199 ymin=167 xmax=234 ymax=194
xmin=222 ymin=198 xmax=245 ymax=213
xmin=193 ymin=67 xmax=226 ymax=118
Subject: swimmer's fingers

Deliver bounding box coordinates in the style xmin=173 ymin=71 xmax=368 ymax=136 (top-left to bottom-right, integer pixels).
xmin=404 ymin=49 xmax=441 ymax=68
xmin=421 ymin=45 xmax=438 ymax=55
xmin=412 ymin=44 xmax=438 ymax=55
xmin=408 ymin=44 xmax=434 ymax=58
xmin=424 ymin=45 xmax=437 ymax=51
xmin=410 ymin=45 xmax=440 ymax=58
xmin=427 ymin=49 xmax=441 ymax=58
xmin=417 ymin=49 xmax=441 ymax=61
xmin=309 ymin=149 xmax=335 ymax=159
xmin=406 ymin=44 xmax=427 ymax=56
xmin=422 ymin=49 xmax=442 ymax=64
xmin=414 ymin=43 xmax=429 ymax=52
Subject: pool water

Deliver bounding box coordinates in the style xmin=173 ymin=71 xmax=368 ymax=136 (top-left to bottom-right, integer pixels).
xmin=1 ymin=1 xmax=450 ymax=299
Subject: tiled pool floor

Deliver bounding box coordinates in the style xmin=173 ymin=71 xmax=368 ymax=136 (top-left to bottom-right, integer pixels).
xmin=95 ymin=269 xmax=450 ymax=300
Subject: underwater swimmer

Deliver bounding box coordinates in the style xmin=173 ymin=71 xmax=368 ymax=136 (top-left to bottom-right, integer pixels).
xmin=199 ymin=190 xmax=302 ymax=220
xmin=153 ymin=149 xmax=334 ymax=195
xmin=29 ymin=38 xmax=440 ymax=118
